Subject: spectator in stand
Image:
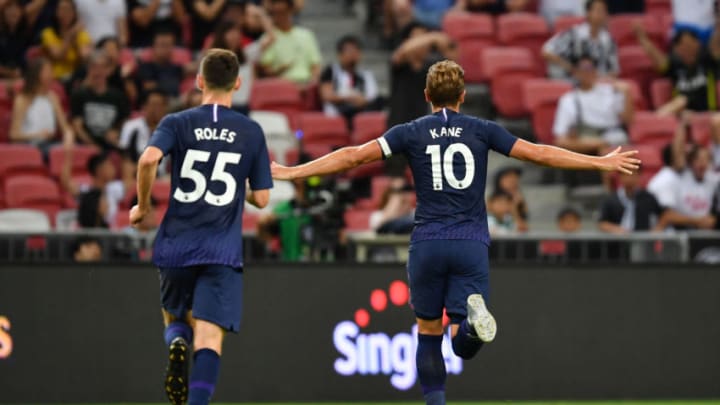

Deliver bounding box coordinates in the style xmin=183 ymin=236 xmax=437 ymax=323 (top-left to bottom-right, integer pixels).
xmin=556 ymin=206 xmax=582 ymax=233
xmin=487 ymin=189 xmax=516 ymax=235
xmin=128 ymin=0 xmax=187 ymax=48
xmin=70 ymin=50 xmax=129 ymax=150
xmin=369 ymin=179 xmax=415 ymax=234
xmin=119 ymin=90 xmax=169 ymax=184
xmin=0 ymin=0 xmax=31 ymax=80
xmin=493 ymin=166 xmax=528 ymax=232
xmin=242 ymin=1 xmax=272 ymax=41
xmin=539 ymin=0 xmax=583 ymax=26
xmin=209 ymin=17 xmax=274 ymax=114
xmin=74 ymin=0 xmax=127 ymax=45
xmin=63 ymin=152 xmax=126 ymax=228
xmin=40 ymin=0 xmax=91 ymax=81
xmin=259 ymin=0 xmax=322 ymax=86
xmin=258 ymin=178 xmax=312 ymax=261
xmin=648 ymin=144 xmax=683 ymax=210
xmin=136 ymin=29 xmax=186 ymax=98
xmin=542 ymin=0 xmax=618 ymax=80
xmin=185 ymin=0 xmax=227 ymax=50
xmin=598 ymin=169 xmax=665 ymax=234
xmin=68 ymin=37 xmax=138 ymax=105
xmin=320 ymin=35 xmax=382 ymax=127
xmin=454 ymin=0 xmax=528 ymax=15
xmin=671 ymin=0 xmax=716 ymax=44
xmin=386 ymin=23 xmax=455 ymax=176
xmin=653 ymin=124 xmax=719 ymax=230
xmin=553 ymin=56 xmax=633 ymax=154
xmin=9 ymin=58 xmax=73 ymax=152
xmin=635 ymin=26 xmax=720 ymax=116
xmin=72 ymin=236 xmax=103 ymax=261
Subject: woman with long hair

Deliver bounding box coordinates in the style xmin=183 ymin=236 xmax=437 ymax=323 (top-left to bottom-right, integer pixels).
xmin=40 ymin=0 xmax=92 ymax=81
xmin=9 ymin=58 xmax=73 ymax=152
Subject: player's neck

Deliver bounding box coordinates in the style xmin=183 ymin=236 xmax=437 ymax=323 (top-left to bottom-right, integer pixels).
xmin=431 ymin=105 xmax=460 ymax=114
xmin=201 ymin=92 xmax=233 ymax=109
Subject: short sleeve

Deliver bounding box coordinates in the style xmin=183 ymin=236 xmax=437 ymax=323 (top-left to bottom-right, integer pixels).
xmin=319 ymin=65 xmax=333 ymax=83
xmin=147 ymin=114 xmax=177 ymax=155
xmin=249 ymin=129 xmax=273 ymax=190
xmin=377 ymin=124 xmax=409 ymax=159
xmin=553 ymin=93 xmax=576 ymax=138
xmin=484 ymin=121 xmax=518 ymax=156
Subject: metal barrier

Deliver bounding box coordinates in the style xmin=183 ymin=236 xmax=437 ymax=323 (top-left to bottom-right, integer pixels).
xmin=0 ymin=230 xmax=718 ymax=263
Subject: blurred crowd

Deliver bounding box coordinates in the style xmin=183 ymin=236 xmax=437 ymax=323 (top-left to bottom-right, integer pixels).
xmin=1 ymin=0 xmax=720 ymax=262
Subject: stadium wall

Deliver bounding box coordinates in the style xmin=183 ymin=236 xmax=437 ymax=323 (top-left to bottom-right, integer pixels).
xmin=0 ymin=263 xmax=719 ymax=403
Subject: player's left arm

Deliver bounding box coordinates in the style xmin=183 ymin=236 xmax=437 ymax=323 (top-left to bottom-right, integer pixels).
xmin=510 ymin=139 xmax=640 ymax=174
xmin=271 ymin=140 xmax=383 ymax=180
xmin=130 ymin=146 xmax=163 ymax=225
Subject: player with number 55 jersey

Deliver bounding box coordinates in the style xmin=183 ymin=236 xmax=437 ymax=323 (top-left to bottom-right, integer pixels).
xmin=129 ymin=49 xmax=272 ymax=405
xmin=271 ymin=60 xmax=640 ymax=405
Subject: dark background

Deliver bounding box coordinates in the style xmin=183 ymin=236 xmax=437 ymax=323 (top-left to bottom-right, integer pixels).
xmin=1 ymin=263 xmax=719 ymax=403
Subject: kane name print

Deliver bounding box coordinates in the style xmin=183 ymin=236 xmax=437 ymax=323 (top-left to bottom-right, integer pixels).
xmin=430 ymin=126 xmax=463 ymax=139
xmin=194 ymin=127 xmax=237 ymax=143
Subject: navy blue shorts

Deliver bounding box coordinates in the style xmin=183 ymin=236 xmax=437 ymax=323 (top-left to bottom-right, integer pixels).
xmin=159 ymin=265 xmax=244 ymax=333
xmin=407 ymin=240 xmax=490 ymax=324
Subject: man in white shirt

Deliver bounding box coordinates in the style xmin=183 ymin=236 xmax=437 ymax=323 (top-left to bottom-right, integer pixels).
xmin=542 ymin=0 xmax=619 ymax=80
xmin=647 ymin=145 xmax=682 ymax=208
xmin=553 ymin=56 xmax=633 ymax=154
xmin=75 ymin=0 xmax=128 ymax=45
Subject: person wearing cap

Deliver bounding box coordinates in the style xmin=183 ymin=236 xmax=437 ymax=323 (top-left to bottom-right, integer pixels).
xmin=493 ymin=166 xmax=528 ymax=232
xmin=552 ymin=55 xmax=633 ymax=155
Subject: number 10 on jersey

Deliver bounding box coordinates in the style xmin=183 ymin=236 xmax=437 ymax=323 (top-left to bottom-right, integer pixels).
xmin=425 ymin=144 xmax=475 ymax=191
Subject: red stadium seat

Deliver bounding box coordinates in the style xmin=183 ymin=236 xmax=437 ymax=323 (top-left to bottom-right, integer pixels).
xmin=48 ymin=145 xmax=98 ymax=178
xmin=284 ymin=148 xmax=299 ymax=165
xmin=4 ymin=175 xmax=62 ymax=223
xmin=619 ymin=79 xmax=648 ymax=111
xmin=522 ymin=79 xmax=572 ymax=144
xmin=152 ymin=179 xmax=172 ymax=205
xmin=553 ymin=16 xmax=585 ymax=34
xmin=298 ymin=112 xmax=350 ymax=147
xmin=496 ymin=13 xmax=550 ymax=71
xmin=650 ymin=78 xmax=673 ymax=110
xmin=138 ymin=47 xmax=193 ymax=65
xmin=457 ymin=39 xmax=493 ymax=83
xmin=343 ymin=209 xmax=373 ymax=232
xmin=618 ymin=46 xmax=659 ymax=94
xmin=646 ymin=0 xmax=672 ymax=16
xmin=352 ymin=111 xmax=387 ymax=144
xmin=482 ymin=47 xmax=538 ymax=117
xmin=302 ymin=143 xmax=334 ymax=159
xmin=180 ymin=76 xmax=197 ymax=94
xmin=689 ymin=113 xmax=714 ymax=147
xmin=442 ymin=12 xmax=494 ymax=42
xmin=0 ymin=107 xmax=11 ymax=143
xmin=250 ymin=79 xmax=303 ymax=129
xmin=0 ymin=144 xmax=46 ymax=181
xmin=609 ymin=14 xmax=665 ymax=48
xmin=633 ymin=144 xmax=663 ymax=174
xmin=242 ymin=212 xmax=260 ymax=233
xmin=629 ymin=112 xmax=678 ymax=148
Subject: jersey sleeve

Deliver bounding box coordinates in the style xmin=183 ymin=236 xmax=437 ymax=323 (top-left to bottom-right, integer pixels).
xmin=147 ymin=114 xmax=177 ymax=156
xmin=249 ymin=129 xmax=273 ymax=191
xmin=377 ymin=123 xmax=409 ymax=159
xmin=484 ymin=121 xmax=519 ymax=156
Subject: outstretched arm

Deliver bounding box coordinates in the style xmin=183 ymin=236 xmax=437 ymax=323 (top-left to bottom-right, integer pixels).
xmin=510 ymin=139 xmax=640 ymax=174
xmin=130 ymin=146 xmax=163 ymax=226
xmin=272 ymin=141 xmax=383 ymax=180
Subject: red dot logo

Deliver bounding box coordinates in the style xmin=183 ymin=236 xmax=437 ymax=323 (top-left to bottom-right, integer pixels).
xmin=389 ymin=280 xmax=409 ymax=306
xmin=354 ymin=309 xmax=370 ymax=328
xmin=370 ymin=289 xmax=388 ymax=312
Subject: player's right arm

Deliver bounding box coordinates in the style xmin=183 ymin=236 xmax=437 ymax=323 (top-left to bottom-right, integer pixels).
xmin=271 ymin=140 xmax=383 ymax=180
xmin=130 ymin=145 xmax=162 ymax=225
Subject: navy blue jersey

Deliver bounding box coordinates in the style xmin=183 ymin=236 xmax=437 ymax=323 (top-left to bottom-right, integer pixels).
xmin=148 ymin=104 xmax=273 ymax=268
xmin=377 ymin=108 xmax=518 ymax=245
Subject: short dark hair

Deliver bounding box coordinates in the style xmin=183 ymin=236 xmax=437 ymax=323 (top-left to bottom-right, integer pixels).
xmin=672 ymin=29 xmax=700 ymax=46
xmin=141 ymin=89 xmax=168 ymax=106
xmin=95 ymin=36 xmax=119 ymax=50
xmin=200 ymin=48 xmax=240 ymax=91
xmin=336 ymin=35 xmax=362 ymax=53
xmin=153 ymin=28 xmax=176 ymax=42
xmin=585 ymin=0 xmax=606 ymax=12
xmin=557 ymin=207 xmax=581 ymax=221
xmin=87 ymin=153 xmax=110 ymax=176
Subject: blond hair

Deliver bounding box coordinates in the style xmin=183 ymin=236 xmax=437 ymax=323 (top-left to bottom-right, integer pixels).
xmin=425 ymin=60 xmax=465 ymax=107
